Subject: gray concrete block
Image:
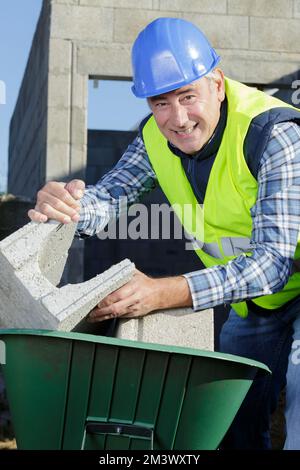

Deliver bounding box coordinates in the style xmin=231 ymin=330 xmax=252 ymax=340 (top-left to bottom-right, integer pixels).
xmin=54 ymin=0 xmax=80 ymax=4
xmin=116 ymin=308 xmax=214 ymax=351
xmin=48 ymin=74 xmax=71 ymax=109
xmin=70 ymin=71 xmax=87 ymax=110
xmin=47 ymin=108 xmax=70 ymax=145
xmin=49 ymin=39 xmax=72 ymax=75
xmin=183 ymin=13 xmax=249 ymax=50
xmin=80 ymin=0 xmax=152 ymax=7
xmin=69 ymin=146 xmax=88 ymax=179
xmin=219 ymin=49 xmax=300 ymax=84
xmin=51 ymin=3 xmax=113 ymax=42
xmin=0 ymin=221 xmax=134 ymax=331
xmin=46 ymin=142 xmax=70 ymax=180
xmin=69 ymin=107 xmax=87 ymax=146
xmin=250 ymin=17 xmax=300 ymax=52
xmin=159 ymin=0 xmax=227 ymax=14
xmin=228 ymin=0 xmax=293 ymax=17
xmin=113 ymin=9 xmax=175 ymax=43
xmin=77 ymin=44 xmax=131 ymax=77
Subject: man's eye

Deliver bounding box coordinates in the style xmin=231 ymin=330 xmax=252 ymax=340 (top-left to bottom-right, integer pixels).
xmin=183 ymin=95 xmax=195 ymax=102
xmin=155 ymin=102 xmax=167 ymax=108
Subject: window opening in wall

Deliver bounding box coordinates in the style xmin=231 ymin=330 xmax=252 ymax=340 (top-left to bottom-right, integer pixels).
xmin=88 ymin=78 xmax=149 ymax=131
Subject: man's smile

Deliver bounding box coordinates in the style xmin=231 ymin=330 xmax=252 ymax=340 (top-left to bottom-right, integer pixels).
xmin=173 ymin=123 xmax=198 ymax=136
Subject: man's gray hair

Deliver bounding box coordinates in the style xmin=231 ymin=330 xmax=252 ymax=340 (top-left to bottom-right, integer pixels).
xmin=205 ymin=70 xmax=218 ymax=81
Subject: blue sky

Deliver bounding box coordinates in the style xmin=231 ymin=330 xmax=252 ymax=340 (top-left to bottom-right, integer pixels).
xmin=0 ymin=0 xmax=149 ymax=193
xmin=0 ymin=0 xmax=43 ymax=192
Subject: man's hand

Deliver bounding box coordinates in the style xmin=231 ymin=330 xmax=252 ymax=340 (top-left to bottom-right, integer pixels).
xmin=28 ymin=179 xmax=85 ymax=224
xmin=88 ymin=269 xmax=193 ymax=323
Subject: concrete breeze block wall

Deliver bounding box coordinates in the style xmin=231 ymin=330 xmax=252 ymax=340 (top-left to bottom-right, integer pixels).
xmin=8 ymin=0 xmax=300 ymax=199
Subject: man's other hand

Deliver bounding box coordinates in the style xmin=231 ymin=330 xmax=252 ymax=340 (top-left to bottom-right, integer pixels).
xmin=88 ymin=269 xmax=193 ymax=322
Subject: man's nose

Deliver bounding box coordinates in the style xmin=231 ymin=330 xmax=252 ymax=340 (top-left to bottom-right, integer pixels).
xmin=172 ymin=104 xmax=188 ymax=127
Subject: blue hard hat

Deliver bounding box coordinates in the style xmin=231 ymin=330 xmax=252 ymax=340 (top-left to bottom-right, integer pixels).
xmin=131 ymin=17 xmax=220 ymax=98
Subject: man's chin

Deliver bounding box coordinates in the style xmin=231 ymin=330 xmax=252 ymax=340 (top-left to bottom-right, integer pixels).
xmin=172 ymin=136 xmax=204 ymax=155
xmin=177 ymin=143 xmax=202 ymax=155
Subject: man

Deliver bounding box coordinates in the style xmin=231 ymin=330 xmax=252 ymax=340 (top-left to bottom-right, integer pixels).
xmin=29 ymin=18 xmax=300 ymax=449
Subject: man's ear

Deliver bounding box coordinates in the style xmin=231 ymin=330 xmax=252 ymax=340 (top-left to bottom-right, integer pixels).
xmin=214 ymin=68 xmax=225 ymax=102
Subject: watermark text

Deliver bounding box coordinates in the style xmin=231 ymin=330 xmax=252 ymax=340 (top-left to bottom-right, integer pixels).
xmin=0 ymin=340 xmax=6 ymax=365
xmin=0 ymin=80 xmax=6 ymax=105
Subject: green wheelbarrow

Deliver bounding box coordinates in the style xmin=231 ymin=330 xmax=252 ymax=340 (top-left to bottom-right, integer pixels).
xmin=0 ymin=329 xmax=270 ymax=450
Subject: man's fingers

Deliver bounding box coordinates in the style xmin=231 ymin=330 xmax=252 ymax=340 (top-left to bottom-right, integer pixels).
xmin=64 ymin=179 xmax=85 ymax=200
xmin=38 ymin=183 xmax=81 ymax=211
xmin=34 ymin=202 xmax=79 ymax=224
xmin=97 ymin=285 xmax=134 ymax=308
xmin=27 ymin=209 xmax=48 ymax=223
xmin=37 ymin=192 xmax=80 ymax=220
xmin=89 ymin=297 xmax=137 ymax=322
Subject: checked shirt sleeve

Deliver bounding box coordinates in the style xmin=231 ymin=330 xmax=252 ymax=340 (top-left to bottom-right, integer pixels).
xmin=184 ymin=122 xmax=300 ymax=311
xmin=77 ymin=135 xmax=157 ymax=237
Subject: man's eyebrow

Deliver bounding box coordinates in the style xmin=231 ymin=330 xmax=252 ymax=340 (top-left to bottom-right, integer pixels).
xmin=149 ymin=87 xmax=197 ymax=102
xmin=174 ymin=87 xmax=197 ymax=96
xmin=149 ymin=95 xmax=168 ymax=102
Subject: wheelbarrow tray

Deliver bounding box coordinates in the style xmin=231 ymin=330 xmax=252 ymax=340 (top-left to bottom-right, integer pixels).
xmin=0 ymin=329 xmax=270 ymax=450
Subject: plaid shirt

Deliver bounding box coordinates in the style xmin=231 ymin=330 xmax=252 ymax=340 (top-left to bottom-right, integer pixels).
xmin=78 ymin=122 xmax=300 ymax=311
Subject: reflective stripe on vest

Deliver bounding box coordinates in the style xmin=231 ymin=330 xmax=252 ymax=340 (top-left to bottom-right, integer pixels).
xmin=202 ymin=242 xmax=222 ymax=258
xmin=221 ymin=237 xmax=252 ymax=257
xmin=201 ymin=238 xmax=252 ymax=258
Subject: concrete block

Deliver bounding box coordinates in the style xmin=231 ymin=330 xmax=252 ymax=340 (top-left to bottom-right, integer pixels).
xmin=0 ymin=221 xmax=134 ymax=331
xmin=70 ymin=71 xmax=87 ymax=110
xmin=77 ymin=44 xmax=131 ymax=77
xmin=295 ymin=1 xmax=300 ymax=18
xmin=80 ymin=0 xmax=152 ymax=7
xmin=228 ymin=0 xmax=293 ymax=18
xmin=69 ymin=107 xmax=87 ymax=146
xmin=216 ymin=49 xmax=300 ymax=85
xmin=49 ymin=39 xmax=72 ymax=75
xmin=46 ymin=142 xmax=70 ymax=180
xmin=182 ymin=13 xmax=249 ymax=50
xmin=250 ymin=17 xmax=300 ymax=53
xmin=159 ymin=0 xmax=226 ymax=14
xmin=116 ymin=308 xmax=214 ymax=351
xmin=48 ymin=75 xmax=71 ymax=109
xmin=47 ymin=108 xmax=70 ymax=145
xmin=51 ymin=4 xmax=113 ymax=42
xmin=243 ymin=58 xmax=300 ymax=85
xmin=69 ymin=146 xmax=88 ymax=179
xmin=53 ymin=0 xmax=79 ymax=4
xmin=114 ymin=9 xmax=175 ymax=43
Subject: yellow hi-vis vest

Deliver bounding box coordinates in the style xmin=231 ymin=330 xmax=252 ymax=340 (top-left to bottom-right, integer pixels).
xmin=142 ymin=77 xmax=300 ymax=317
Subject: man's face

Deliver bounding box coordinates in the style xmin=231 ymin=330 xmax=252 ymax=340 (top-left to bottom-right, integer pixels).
xmin=148 ymin=70 xmax=225 ymax=155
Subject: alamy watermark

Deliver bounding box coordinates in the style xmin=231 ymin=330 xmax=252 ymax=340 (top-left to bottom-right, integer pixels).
xmin=291 ymin=340 xmax=300 ymax=365
xmin=96 ymin=197 xmax=204 ymax=251
xmin=0 ymin=80 xmax=6 ymax=105
xmin=291 ymin=80 xmax=300 ymax=106
xmin=0 ymin=340 xmax=6 ymax=365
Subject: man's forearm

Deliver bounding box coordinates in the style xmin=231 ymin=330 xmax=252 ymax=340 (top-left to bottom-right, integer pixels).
xmin=154 ymin=276 xmax=193 ymax=310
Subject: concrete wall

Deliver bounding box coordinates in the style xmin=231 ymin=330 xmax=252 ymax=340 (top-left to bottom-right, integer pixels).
xmin=8 ymin=0 xmax=300 ymax=199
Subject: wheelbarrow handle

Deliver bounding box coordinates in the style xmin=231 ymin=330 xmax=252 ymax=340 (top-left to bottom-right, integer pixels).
xmin=81 ymin=421 xmax=154 ymax=450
